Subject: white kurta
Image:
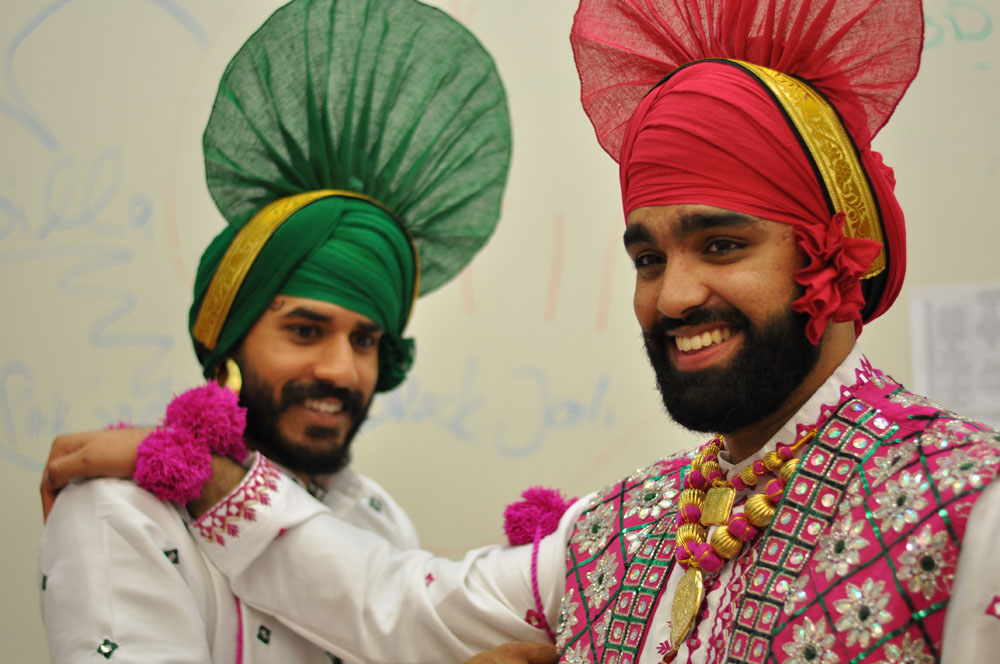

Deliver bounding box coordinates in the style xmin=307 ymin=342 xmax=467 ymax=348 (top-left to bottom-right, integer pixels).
xmin=185 ymin=346 xmax=1000 ymax=664
xmin=39 ymin=461 xmax=418 ymax=664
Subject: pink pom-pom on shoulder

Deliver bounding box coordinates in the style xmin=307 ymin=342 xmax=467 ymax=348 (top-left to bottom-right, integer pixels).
xmin=163 ymin=382 xmax=247 ymax=459
xmin=504 ymin=486 xmax=574 ymax=644
xmin=503 ymin=486 xmax=575 ymax=546
xmin=134 ymin=426 xmax=213 ymax=503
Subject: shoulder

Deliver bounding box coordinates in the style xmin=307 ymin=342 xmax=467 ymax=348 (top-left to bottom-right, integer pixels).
xmin=42 ymin=478 xmax=190 ymax=553
xmin=589 ymin=448 xmax=693 ymax=508
xmin=46 ymin=477 xmax=182 ymax=524
xmin=568 ymin=447 xmax=694 ymax=543
xmin=839 ymin=388 xmax=1000 ymax=536
xmin=326 ymin=467 xmax=420 ymax=549
xmin=861 ymin=383 xmax=999 ymax=472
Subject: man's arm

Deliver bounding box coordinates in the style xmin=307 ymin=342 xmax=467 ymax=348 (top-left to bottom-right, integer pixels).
xmin=187 ymin=456 xmax=581 ymax=663
xmin=941 ymin=478 xmax=1000 ymax=663
xmin=40 ymin=479 xmax=218 ymax=663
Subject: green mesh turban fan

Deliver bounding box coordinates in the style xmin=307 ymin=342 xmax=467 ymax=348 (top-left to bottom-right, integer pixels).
xmin=189 ymin=0 xmax=512 ymax=392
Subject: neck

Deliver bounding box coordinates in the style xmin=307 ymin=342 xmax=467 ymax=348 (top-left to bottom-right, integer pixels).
xmin=722 ymin=322 xmax=855 ymax=463
xmin=245 ymin=437 xmax=320 ymax=487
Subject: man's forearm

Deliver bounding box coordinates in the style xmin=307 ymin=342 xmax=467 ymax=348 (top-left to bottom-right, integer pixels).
xmin=188 ymin=455 xmax=248 ymax=518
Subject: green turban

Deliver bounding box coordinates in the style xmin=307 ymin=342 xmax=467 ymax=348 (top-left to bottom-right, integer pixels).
xmin=188 ymin=0 xmax=511 ymax=392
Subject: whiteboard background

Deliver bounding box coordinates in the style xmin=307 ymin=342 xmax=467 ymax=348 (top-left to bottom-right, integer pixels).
xmin=1 ymin=0 xmax=996 ymax=660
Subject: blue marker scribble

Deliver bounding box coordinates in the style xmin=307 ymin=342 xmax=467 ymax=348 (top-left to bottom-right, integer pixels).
xmin=0 ymin=0 xmax=70 ymax=151
xmin=148 ymin=0 xmax=210 ymax=47
xmin=366 ymin=356 xmax=484 ymax=442
xmin=37 ymin=148 xmax=133 ymax=240
xmin=365 ymin=356 xmax=616 ymax=458
xmin=2 ymin=0 xmax=209 ymax=152
xmin=0 ymin=192 xmax=29 ymax=242
xmin=494 ymin=369 xmax=614 ymax=459
xmin=0 ymin=360 xmax=34 ymax=450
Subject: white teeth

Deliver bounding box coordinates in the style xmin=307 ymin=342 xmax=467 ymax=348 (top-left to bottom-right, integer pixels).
xmin=305 ymin=399 xmax=343 ymax=414
xmin=674 ymin=327 xmax=733 ymax=353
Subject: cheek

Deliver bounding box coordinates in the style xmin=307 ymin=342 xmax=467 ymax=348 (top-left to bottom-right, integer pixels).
xmin=633 ymin=281 xmax=659 ymax=330
xmin=359 ymin=353 xmax=380 ymax=395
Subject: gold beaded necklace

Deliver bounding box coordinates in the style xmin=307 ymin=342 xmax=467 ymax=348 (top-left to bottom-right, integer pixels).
xmin=669 ymin=429 xmax=816 ymax=650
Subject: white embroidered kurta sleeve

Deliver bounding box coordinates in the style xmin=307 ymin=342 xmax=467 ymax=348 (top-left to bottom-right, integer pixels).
xmin=941 ymin=477 xmax=1000 ymax=663
xmin=194 ymin=459 xmax=590 ymax=664
xmin=39 ymin=458 xmax=422 ymax=664
xmin=39 ymin=478 xmax=230 ymax=664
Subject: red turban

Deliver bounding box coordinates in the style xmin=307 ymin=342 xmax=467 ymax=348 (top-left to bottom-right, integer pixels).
xmin=571 ymin=0 xmax=923 ymax=342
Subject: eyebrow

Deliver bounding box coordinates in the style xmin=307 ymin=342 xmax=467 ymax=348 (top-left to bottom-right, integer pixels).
xmin=280 ymin=307 xmax=333 ymax=323
xmin=623 ymin=223 xmax=654 ymax=249
xmin=281 ymin=306 xmax=384 ymax=334
xmin=356 ymin=321 xmax=384 ymax=335
xmin=676 ymin=210 xmax=758 ymax=236
xmin=623 ymin=210 xmax=759 ymax=249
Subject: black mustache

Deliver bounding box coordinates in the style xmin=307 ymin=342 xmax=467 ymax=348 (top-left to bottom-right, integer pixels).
xmin=649 ymin=307 xmax=750 ymax=338
xmin=280 ymin=382 xmax=366 ymax=418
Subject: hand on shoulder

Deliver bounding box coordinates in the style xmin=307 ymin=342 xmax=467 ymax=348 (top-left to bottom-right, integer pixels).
xmin=41 ymin=427 xmax=150 ymax=521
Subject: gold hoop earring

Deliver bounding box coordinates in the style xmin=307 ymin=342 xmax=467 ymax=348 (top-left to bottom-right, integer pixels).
xmin=220 ymin=358 xmax=243 ymax=395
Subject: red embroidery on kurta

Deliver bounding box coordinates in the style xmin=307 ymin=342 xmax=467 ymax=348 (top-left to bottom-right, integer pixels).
xmin=425 ymin=573 xmax=435 ymax=586
xmin=987 ymin=595 xmax=1000 ymax=620
xmin=194 ymin=456 xmax=281 ymax=546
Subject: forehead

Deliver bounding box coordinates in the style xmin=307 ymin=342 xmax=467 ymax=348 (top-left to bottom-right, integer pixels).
xmin=262 ymin=296 xmax=378 ymax=328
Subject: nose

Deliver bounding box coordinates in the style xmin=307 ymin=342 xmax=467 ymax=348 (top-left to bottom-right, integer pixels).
xmin=312 ymin=335 xmax=359 ymax=388
xmin=655 ymin=258 xmax=710 ymax=320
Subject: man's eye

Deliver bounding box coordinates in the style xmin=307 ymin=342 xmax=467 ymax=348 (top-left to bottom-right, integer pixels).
xmin=705 ymin=239 xmax=743 ymax=254
xmin=633 ymin=253 xmax=663 ymax=270
xmin=351 ymin=332 xmax=379 ymax=348
xmin=288 ymin=325 xmax=321 ymax=340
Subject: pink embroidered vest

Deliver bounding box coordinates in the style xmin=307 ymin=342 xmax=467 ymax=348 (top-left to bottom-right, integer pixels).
xmin=557 ymin=366 xmax=1000 ymax=663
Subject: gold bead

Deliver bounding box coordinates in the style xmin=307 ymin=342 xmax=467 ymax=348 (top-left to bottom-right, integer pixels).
xmin=745 ymin=494 xmax=776 ymax=527
xmin=676 ymin=523 xmax=706 ymax=544
xmin=710 ymin=526 xmax=743 ymax=559
xmin=740 ymin=465 xmax=760 ymax=487
xmin=679 ymin=489 xmax=705 ymax=510
xmin=701 ymin=461 xmax=721 ymax=478
xmin=690 ymin=455 xmax=702 ymax=471
xmin=780 ymin=458 xmax=800 ymax=484
xmin=763 ymin=451 xmax=784 ymax=472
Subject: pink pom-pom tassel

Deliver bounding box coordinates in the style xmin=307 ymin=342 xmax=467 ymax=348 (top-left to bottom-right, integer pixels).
xmin=503 ymin=486 xmax=574 ymax=546
xmin=134 ymin=426 xmax=213 ymax=503
xmin=163 ymin=382 xmax=247 ymax=458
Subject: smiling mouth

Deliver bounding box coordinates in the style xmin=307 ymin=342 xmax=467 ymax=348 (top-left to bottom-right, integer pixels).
xmin=673 ymin=326 xmax=734 ymax=353
xmin=303 ymin=399 xmax=345 ymax=415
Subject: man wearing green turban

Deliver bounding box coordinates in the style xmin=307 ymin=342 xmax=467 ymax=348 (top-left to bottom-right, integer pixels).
xmin=38 ymin=0 xmax=513 ymax=661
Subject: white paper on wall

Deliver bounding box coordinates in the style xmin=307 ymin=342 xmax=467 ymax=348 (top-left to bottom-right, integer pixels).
xmin=910 ymin=282 xmax=1000 ymax=429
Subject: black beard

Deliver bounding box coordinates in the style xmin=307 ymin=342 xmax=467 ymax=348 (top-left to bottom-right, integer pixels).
xmin=642 ymin=305 xmax=820 ymax=434
xmin=237 ymin=365 xmax=370 ymax=475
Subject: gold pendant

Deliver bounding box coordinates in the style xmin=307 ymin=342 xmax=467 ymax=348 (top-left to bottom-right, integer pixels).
xmin=701 ymin=486 xmax=735 ymax=526
xmin=670 ymin=567 xmax=704 ymax=650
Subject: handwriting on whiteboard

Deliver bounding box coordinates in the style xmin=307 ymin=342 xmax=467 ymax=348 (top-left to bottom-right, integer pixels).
xmin=365 ymin=355 xmax=616 ymax=459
